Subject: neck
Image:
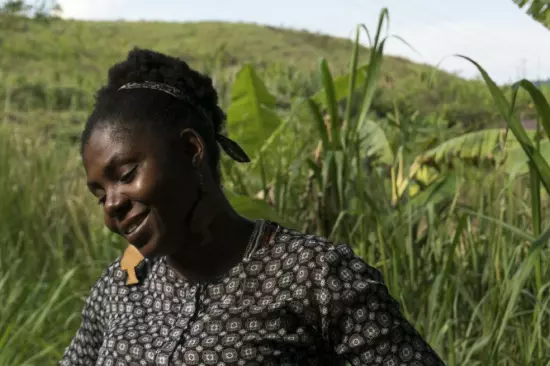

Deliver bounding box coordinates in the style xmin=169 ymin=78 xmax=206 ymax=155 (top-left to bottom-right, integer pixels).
xmin=167 ymin=205 xmax=256 ymax=282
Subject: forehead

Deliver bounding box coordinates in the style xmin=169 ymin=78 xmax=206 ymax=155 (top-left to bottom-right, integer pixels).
xmin=82 ymin=125 xmax=162 ymax=173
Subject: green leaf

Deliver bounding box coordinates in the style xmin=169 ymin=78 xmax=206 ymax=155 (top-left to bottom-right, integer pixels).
xmin=309 ymin=64 xmax=369 ymax=109
xmin=318 ymin=59 xmax=341 ymax=150
xmin=406 ymin=173 xmax=457 ymax=209
xmin=512 ymin=0 xmax=550 ymax=30
xmin=224 ymin=189 xmax=286 ymax=225
xmin=505 ymin=141 xmax=550 ymax=175
xmin=356 ymin=9 xmax=389 ymax=132
xmin=357 ymin=119 xmax=393 ymax=165
xmin=307 ymin=99 xmax=330 ymax=150
xmin=344 ymin=25 xmax=363 ymax=145
xmin=457 ymin=55 xmax=550 ymax=196
xmin=458 ymin=207 xmax=536 ymax=242
xmin=410 ymin=126 xmax=544 ymax=175
xmin=511 ymin=80 xmax=550 ymax=143
xmin=416 ymin=129 xmax=507 ymax=167
xmin=226 ymin=64 xmax=282 ymax=157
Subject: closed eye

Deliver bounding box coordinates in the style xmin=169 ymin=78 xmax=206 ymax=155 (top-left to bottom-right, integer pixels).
xmin=120 ymin=165 xmax=138 ymax=183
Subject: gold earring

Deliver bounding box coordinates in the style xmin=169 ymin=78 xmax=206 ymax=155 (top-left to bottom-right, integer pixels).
xmin=120 ymin=244 xmax=145 ymax=285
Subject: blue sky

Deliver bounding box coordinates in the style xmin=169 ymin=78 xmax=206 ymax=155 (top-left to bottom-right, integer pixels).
xmin=58 ymin=0 xmax=550 ymax=84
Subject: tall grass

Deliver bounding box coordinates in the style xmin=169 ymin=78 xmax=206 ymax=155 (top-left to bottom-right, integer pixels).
xmin=1 ymin=8 xmax=550 ymax=365
xmin=0 ymin=121 xmax=124 ymax=364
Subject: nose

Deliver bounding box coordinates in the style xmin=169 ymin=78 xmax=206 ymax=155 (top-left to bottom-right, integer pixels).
xmin=103 ymin=187 xmax=130 ymax=219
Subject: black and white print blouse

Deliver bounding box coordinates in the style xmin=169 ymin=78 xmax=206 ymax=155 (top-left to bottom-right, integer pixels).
xmin=59 ymin=222 xmax=445 ymax=365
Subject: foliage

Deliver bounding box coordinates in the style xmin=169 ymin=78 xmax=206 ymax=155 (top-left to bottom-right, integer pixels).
xmin=0 ymin=15 xmax=547 ymax=131
xmin=1 ymin=7 xmax=550 ymax=366
xmin=513 ymin=0 xmax=550 ymax=30
xmin=226 ymin=65 xmax=282 ymax=156
xmin=0 ymin=0 xmax=61 ymax=29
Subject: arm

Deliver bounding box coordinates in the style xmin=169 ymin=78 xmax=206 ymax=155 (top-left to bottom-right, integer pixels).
xmin=59 ymin=275 xmax=108 ymax=366
xmin=319 ymin=244 xmax=445 ymax=365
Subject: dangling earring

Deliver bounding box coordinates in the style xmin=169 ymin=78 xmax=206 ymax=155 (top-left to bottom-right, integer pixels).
xmin=189 ymin=170 xmax=224 ymax=246
xmin=120 ymin=244 xmax=145 ymax=285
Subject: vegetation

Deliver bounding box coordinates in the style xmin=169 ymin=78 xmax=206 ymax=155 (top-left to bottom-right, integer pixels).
xmin=1 ymin=7 xmax=550 ymax=366
xmin=513 ymin=0 xmax=550 ymax=30
xmin=0 ymin=10 xmax=547 ymax=133
xmin=0 ymin=0 xmax=61 ymax=29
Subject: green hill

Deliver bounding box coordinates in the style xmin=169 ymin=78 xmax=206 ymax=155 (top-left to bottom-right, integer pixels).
xmin=0 ymin=17 xmax=541 ymax=129
xmin=1 ymin=18 xmax=437 ymax=77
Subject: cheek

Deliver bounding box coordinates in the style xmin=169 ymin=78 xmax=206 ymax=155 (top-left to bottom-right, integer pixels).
xmin=132 ymin=160 xmax=170 ymax=200
xmin=136 ymin=164 xmax=198 ymax=213
xmin=132 ymin=175 xmax=168 ymax=209
xmin=104 ymin=216 xmax=117 ymax=233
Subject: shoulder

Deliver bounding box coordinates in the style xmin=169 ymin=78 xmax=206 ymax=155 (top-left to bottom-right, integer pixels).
xmin=85 ymin=255 xmax=133 ymax=303
xmin=99 ymin=256 xmax=125 ymax=286
xmin=269 ymin=225 xmax=384 ymax=284
xmin=264 ymin=226 xmax=392 ymax=317
xmin=85 ymin=257 xmax=122 ymax=302
xmin=273 ymin=227 xmax=401 ymax=317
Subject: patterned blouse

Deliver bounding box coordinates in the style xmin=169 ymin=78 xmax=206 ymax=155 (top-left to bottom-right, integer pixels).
xmin=59 ymin=221 xmax=445 ymax=365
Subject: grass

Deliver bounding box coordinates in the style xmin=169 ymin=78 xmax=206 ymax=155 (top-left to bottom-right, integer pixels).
xmin=1 ymin=16 xmax=546 ymax=128
xmin=1 ymin=10 xmax=550 ymax=365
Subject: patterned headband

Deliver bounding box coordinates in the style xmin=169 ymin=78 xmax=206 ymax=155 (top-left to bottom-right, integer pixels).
xmin=117 ymin=81 xmax=250 ymax=163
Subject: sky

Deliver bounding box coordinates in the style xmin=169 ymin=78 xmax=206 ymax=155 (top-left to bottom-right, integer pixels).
xmin=57 ymin=0 xmax=550 ymax=84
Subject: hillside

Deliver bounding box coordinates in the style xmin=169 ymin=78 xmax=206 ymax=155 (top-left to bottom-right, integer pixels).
xmin=2 ymin=18 xmax=438 ymax=77
xmin=0 ymin=18 xmax=538 ymax=128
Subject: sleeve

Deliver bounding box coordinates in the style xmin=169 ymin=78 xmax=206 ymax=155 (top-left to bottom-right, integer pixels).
xmin=59 ymin=275 xmax=108 ymax=366
xmin=318 ymin=244 xmax=446 ymax=366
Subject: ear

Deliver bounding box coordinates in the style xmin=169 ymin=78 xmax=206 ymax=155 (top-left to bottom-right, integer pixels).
xmin=179 ymin=128 xmax=205 ymax=168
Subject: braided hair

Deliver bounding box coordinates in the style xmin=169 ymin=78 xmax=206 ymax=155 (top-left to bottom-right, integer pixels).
xmin=81 ymin=48 xmax=226 ymax=183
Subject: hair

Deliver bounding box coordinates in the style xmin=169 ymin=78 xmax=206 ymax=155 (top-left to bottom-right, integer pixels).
xmin=81 ymin=47 xmax=226 ymax=183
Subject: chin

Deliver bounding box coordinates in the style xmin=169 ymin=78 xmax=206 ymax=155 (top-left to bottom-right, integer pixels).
xmin=135 ymin=234 xmax=163 ymax=259
xmin=132 ymin=213 xmax=167 ymax=259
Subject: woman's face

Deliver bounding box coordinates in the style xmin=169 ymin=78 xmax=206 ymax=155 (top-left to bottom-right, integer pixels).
xmin=82 ymin=124 xmax=200 ymax=258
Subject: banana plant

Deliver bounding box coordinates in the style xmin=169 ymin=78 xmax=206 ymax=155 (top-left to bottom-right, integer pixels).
xmin=512 ymin=0 xmax=550 ymax=30
xmin=292 ymin=8 xmax=458 ymax=243
xmin=411 ymin=128 xmax=544 ymax=172
xmin=299 ymin=8 xmax=457 ymax=246
xmin=226 ymin=64 xmax=282 ymax=156
xmin=221 ymin=64 xmax=287 ymax=224
xmin=222 ymin=7 xmax=546 ymax=249
xmin=299 ymin=8 xmax=390 ymax=239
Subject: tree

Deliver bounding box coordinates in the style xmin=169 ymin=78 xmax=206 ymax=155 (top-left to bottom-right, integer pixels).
xmin=0 ymin=0 xmax=62 ymax=19
xmin=513 ymin=0 xmax=550 ymax=30
xmin=0 ymin=0 xmax=61 ymax=29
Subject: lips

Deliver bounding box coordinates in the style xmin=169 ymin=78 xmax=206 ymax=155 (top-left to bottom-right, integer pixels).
xmin=125 ymin=219 xmax=143 ymax=235
xmin=121 ymin=211 xmax=151 ymax=246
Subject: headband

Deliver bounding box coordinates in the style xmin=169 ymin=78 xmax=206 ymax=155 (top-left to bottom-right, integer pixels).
xmin=117 ymin=81 xmax=250 ymax=163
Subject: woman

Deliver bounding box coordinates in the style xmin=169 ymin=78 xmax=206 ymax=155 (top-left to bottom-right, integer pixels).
xmin=60 ymin=48 xmax=445 ymax=366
